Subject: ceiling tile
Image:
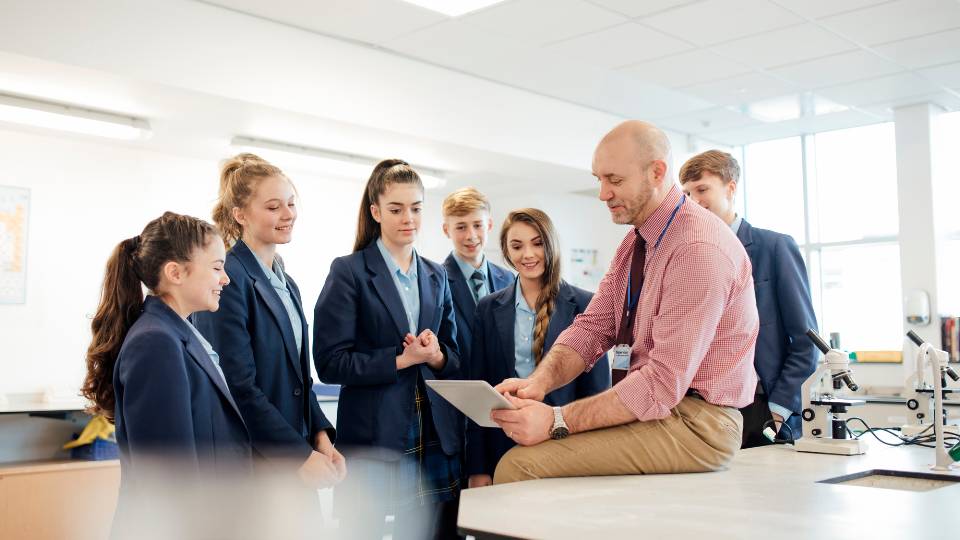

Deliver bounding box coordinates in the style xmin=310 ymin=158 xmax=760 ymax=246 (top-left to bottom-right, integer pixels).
xmin=706 ymin=109 xmax=884 ymax=145
xmin=618 ymin=49 xmax=752 ymax=88
xmin=860 ymin=92 xmax=960 ymax=116
xmin=819 ymin=0 xmax=960 ymax=46
xmin=655 ymin=106 xmax=757 ymax=133
xmin=818 ymin=72 xmax=944 ymax=107
xmin=711 ymin=23 xmax=857 ymax=69
xmin=770 ymin=0 xmax=890 ymax=19
xmin=643 ymin=0 xmax=802 ymax=46
xmin=587 ymin=0 xmax=700 ymax=18
xmin=544 ymin=22 xmax=693 ymax=68
xmin=459 ymin=0 xmax=626 ymax=45
xmin=873 ymin=28 xmax=960 ymax=69
xmin=679 ymin=73 xmax=798 ymax=105
xmin=920 ymin=61 xmax=960 ymax=88
xmin=202 ymin=0 xmax=446 ymax=44
xmin=770 ymin=50 xmax=903 ymax=89
xmin=386 ymin=20 xmax=527 ymax=71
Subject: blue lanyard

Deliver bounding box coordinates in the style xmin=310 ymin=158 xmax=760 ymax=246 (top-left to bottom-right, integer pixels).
xmin=626 ymin=195 xmax=685 ymax=311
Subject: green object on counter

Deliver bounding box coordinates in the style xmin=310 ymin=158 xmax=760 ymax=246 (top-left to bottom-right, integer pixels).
xmin=950 ymin=443 xmax=960 ymax=463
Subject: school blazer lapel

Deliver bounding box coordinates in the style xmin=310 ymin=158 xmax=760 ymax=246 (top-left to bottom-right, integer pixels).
xmin=233 ymin=242 xmax=303 ymax=382
xmin=493 ymin=282 xmax=518 ymax=376
xmin=364 ymin=243 xmax=410 ymax=339
xmin=417 ymin=256 xmax=440 ymax=333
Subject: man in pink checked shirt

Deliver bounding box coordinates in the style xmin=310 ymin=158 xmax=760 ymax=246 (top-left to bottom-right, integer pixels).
xmin=490 ymin=120 xmax=760 ymax=483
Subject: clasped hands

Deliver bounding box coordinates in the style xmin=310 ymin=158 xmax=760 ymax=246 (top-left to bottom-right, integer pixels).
xmin=397 ymin=329 xmax=445 ymax=370
xmin=297 ymin=430 xmax=347 ymax=489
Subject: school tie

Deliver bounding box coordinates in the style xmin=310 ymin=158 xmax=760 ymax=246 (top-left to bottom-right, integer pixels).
xmin=470 ymin=270 xmax=485 ymax=304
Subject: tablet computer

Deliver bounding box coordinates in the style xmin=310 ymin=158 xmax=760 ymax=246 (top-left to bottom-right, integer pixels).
xmin=425 ymin=380 xmax=516 ymax=428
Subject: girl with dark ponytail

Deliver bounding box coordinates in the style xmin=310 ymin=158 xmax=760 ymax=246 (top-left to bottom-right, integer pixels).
xmin=83 ymin=211 xmax=251 ymax=531
xmin=314 ymin=159 xmax=463 ymax=539
xmin=464 ymin=208 xmax=610 ymax=488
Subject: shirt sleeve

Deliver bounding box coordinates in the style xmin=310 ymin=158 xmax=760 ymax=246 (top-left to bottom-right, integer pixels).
xmin=613 ymin=242 xmax=737 ymax=421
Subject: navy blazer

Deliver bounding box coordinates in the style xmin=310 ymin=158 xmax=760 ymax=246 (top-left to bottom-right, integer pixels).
xmin=442 ymin=253 xmax=513 ymax=369
xmin=465 ymin=280 xmax=610 ymax=477
xmin=192 ymin=240 xmax=334 ymax=463
xmin=737 ymin=220 xmax=818 ymax=422
xmin=313 ymin=242 xmax=462 ymax=458
xmin=114 ymin=296 xmax=251 ymax=486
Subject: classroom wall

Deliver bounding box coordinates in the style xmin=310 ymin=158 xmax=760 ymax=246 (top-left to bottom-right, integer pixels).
xmin=0 ymin=126 xmax=456 ymax=401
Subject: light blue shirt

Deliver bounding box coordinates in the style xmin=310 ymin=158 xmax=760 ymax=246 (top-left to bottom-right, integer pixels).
xmin=513 ymin=279 xmax=536 ymax=379
xmin=729 ymin=215 xmax=791 ymax=422
xmin=730 ymin=214 xmax=743 ymax=236
xmin=453 ymin=252 xmax=491 ymax=302
xmin=254 ymin=255 xmax=303 ymax=356
xmin=187 ymin=321 xmax=229 ymax=387
xmin=377 ymin=238 xmax=420 ymax=335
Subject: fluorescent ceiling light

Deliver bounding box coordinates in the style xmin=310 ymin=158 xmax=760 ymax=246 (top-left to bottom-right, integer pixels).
xmin=0 ymin=93 xmax=150 ymax=140
xmin=742 ymin=94 xmax=849 ymax=123
xmin=400 ymin=0 xmax=506 ymax=17
xmin=231 ymin=136 xmax=447 ymax=189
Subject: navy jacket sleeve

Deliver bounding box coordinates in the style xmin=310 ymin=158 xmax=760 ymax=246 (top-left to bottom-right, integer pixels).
xmin=433 ymin=273 xmax=462 ymax=379
xmin=197 ymin=274 xmax=313 ymax=461
xmin=465 ymin=304 xmax=491 ymax=477
xmin=308 ymin=388 xmax=334 ymax=442
xmin=118 ymin=331 xmax=200 ymax=473
xmin=313 ymin=257 xmax=400 ymax=386
xmin=768 ymin=234 xmax=818 ymax=413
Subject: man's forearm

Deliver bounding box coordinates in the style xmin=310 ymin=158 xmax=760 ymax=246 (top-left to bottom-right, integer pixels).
xmin=562 ymin=388 xmax=637 ymax=434
xmin=530 ymin=344 xmax=588 ymax=394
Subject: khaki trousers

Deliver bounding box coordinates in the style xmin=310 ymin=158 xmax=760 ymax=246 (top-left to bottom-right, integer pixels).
xmin=493 ymin=396 xmax=743 ymax=484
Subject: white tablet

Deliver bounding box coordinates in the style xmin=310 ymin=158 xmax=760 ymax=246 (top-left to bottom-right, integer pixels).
xmin=425 ymin=380 xmax=516 ymax=428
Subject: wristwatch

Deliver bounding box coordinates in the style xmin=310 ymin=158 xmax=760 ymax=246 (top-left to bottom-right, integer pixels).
xmin=549 ymin=406 xmax=569 ymax=440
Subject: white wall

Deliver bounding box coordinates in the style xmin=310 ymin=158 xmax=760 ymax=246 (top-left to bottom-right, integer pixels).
xmin=0 ymin=127 xmax=458 ymax=401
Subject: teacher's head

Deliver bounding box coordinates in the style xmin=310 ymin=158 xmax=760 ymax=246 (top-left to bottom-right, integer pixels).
xmin=593 ymin=120 xmax=673 ymax=228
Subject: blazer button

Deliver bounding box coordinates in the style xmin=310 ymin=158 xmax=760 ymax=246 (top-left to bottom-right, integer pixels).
xmin=294 ymin=388 xmax=302 ymax=396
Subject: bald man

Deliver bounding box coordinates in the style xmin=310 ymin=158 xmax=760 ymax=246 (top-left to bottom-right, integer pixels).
xmin=491 ymin=121 xmax=759 ymax=482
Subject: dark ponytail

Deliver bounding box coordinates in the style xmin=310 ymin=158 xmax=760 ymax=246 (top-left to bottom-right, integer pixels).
xmin=82 ymin=212 xmax=218 ymax=421
xmin=353 ymin=159 xmax=424 ymax=252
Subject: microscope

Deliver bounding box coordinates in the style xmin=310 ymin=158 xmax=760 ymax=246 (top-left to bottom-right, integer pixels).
xmin=794 ymin=329 xmax=868 ymax=455
xmin=904 ymin=331 xmax=959 ymax=471
xmin=901 ymin=331 xmax=959 ymax=438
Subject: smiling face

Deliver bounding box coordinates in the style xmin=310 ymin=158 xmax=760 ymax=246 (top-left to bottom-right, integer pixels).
xmin=505 ymin=221 xmax=545 ymax=283
xmin=233 ymin=174 xmax=297 ymax=248
xmin=163 ymin=236 xmax=229 ymax=315
xmin=682 ymin=172 xmax=737 ymax=224
xmin=443 ymin=209 xmax=492 ymax=265
xmin=371 ymin=182 xmax=423 ymax=248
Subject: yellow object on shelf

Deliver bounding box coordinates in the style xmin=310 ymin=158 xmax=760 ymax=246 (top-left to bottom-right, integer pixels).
xmin=851 ymin=350 xmax=902 ymax=363
xmin=63 ymin=415 xmax=115 ymax=449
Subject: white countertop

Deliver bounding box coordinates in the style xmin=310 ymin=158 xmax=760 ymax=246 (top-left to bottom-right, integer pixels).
xmin=458 ymin=441 xmax=960 ymax=539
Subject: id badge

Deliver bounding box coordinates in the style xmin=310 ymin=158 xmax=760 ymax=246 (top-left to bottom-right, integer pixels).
xmin=612 ymin=344 xmax=631 ymax=385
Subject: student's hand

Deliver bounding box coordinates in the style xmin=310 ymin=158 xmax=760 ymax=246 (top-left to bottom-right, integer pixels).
xmin=494 ymin=377 xmax=546 ymax=402
xmin=314 ymin=430 xmax=347 ymax=483
xmin=468 ymin=474 xmax=493 ymax=488
xmin=297 ymin=450 xmax=340 ymax=489
xmin=397 ymin=335 xmax=433 ymax=369
xmin=771 ymin=412 xmax=784 ymax=433
xmin=417 ymin=330 xmax=445 ymax=370
xmin=491 ymin=394 xmax=553 ymax=447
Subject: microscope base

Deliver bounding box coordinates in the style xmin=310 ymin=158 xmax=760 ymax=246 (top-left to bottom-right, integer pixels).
xmin=900 ymin=424 xmax=960 ymax=438
xmin=794 ymin=437 xmax=867 ymax=455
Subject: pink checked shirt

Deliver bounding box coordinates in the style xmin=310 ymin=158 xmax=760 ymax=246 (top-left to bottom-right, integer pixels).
xmin=556 ymin=185 xmax=759 ymax=421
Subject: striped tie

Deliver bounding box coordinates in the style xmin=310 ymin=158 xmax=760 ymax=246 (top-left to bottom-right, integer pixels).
xmin=470 ymin=270 xmax=484 ymax=304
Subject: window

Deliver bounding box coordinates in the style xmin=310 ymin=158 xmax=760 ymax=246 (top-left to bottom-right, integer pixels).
xmin=933 ymin=110 xmax=960 ymax=316
xmin=742 ymin=123 xmax=902 ymax=350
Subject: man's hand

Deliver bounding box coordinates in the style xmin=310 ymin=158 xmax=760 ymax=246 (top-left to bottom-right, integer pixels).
xmin=490 ymin=394 xmax=553 ymax=446
xmin=314 ymin=430 xmax=347 ymax=483
xmin=494 ymin=378 xmax=547 ymax=402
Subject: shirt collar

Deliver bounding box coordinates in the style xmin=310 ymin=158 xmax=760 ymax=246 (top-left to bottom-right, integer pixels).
xmin=254 ymin=253 xmax=286 ymax=287
xmin=377 ymin=237 xmax=418 ymax=279
xmin=514 ymin=277 xmax=535 ymax=314
xmin=730 ymin=214 xmax=743 ymax=235
xmin=453 ymin=252 xmax=487 ymax=282
xmin=636 ymin=184 xmax=684 ymax=246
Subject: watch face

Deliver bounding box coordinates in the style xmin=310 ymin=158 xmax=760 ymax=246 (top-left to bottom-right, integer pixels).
xmin=550 ymin=427 xmax=569 ymax=440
